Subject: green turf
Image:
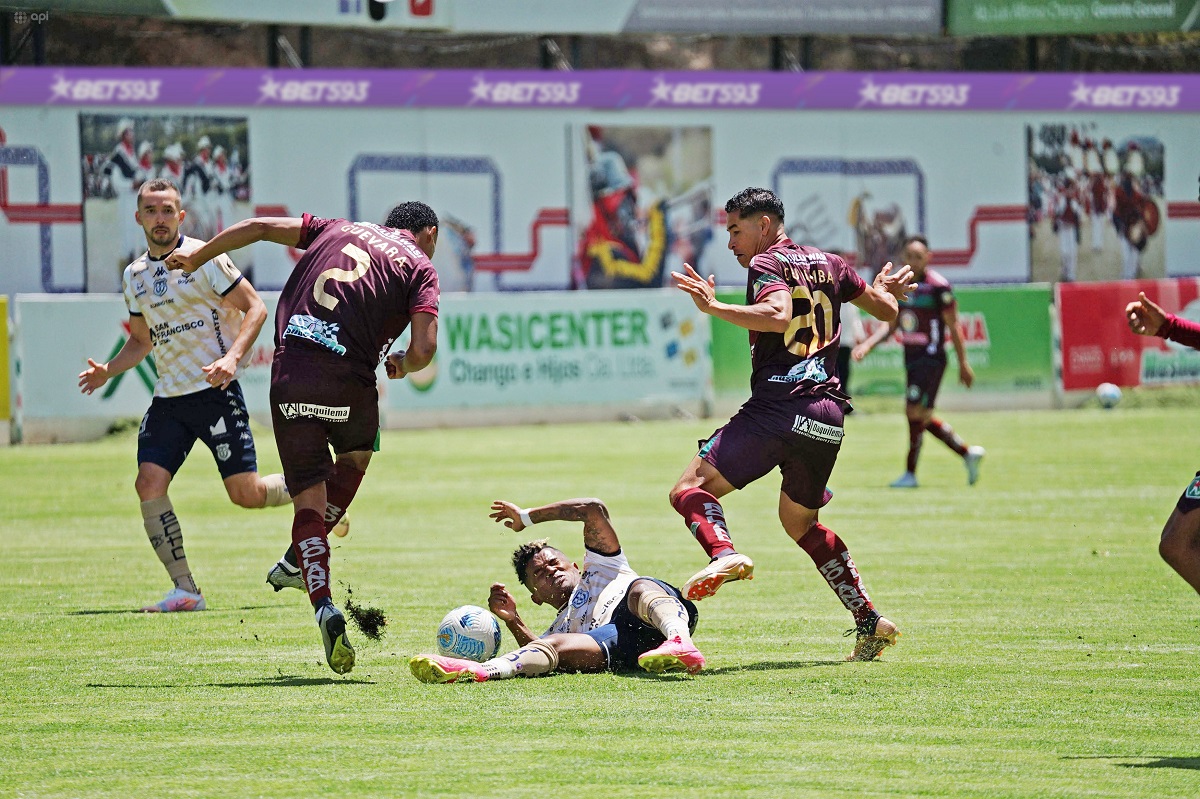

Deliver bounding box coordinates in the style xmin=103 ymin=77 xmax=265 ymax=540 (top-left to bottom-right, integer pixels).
xmin=2 ymin=406 xmax=1199 ymax=798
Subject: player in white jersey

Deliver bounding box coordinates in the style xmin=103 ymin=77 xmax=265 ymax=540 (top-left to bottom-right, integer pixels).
xmin=78 ymin=178 xmax=291 ymax=613
xmin=409 ymin=497 xmax=705 ymax=683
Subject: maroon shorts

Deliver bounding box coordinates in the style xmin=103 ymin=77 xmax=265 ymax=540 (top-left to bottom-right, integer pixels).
xmin=905 ymin=356 xmax=947 ymax=409
xmin=1175 ymin=471 xmax=1200 ymax=514
xmin=270 ymin=349 xmax=379 ymax=494
xmin=699 ymin=394 xmax=845 ymax=508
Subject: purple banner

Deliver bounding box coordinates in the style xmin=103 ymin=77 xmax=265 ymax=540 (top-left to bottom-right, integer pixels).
xmin=1 ymin=67 xmax=1197 ymax=112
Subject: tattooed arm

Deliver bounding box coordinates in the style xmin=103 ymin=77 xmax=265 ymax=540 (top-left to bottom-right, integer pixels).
xmin=489 ymin=498 xmax=621 ymax=555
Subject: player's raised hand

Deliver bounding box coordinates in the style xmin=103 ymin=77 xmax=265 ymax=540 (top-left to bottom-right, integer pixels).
xmin=384 ymin=350 xmax=407 ymax=379
xmin=77 ymin=358 xmax=110 ymax=394
xmin=489 ymin=500 xmax=525 ymax=531
xmin=874 ymin=262 xmax=917 ymax=302
xmin=671 ymin=263 xmax=718 ymax=312
xmin=165 ymin=249 xmax=204 ymax=273
xmin=1127 ymin=292 xmax=1167 ymax=337
xmin=202 ymin=354 xmax=238 ymax=390
xmin=488 ymin=582 xmax=519 ymax=623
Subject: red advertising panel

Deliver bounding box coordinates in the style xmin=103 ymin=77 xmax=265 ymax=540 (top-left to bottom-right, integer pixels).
xmin=1058 ymin=278 xmax=1200 ymax=391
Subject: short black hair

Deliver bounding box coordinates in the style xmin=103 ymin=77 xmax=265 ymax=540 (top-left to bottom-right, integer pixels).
xmin=512 ymin=539 xmax=555 ymax=585
xmin=385 ymin=201 xmax=438 ymax=233
xmin=137 ymin=178 xmax=181 ymax=208
xmin=725 ymin=187 xmax=784 ymax=223
xmin=904 ymin=234 xmax=929 ymax=249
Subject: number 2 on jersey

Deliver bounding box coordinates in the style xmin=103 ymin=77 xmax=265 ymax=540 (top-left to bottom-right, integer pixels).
xmin=313 ymin=243 xmax=370 ymax=310
xmin=784 ymin=285 xmax=835 ymax=358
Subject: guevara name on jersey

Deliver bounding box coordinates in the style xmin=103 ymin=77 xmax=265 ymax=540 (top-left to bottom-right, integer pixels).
xmin=544 ymin=549 xmax=639 ymax=635
xmin=123 ymin=236 xmax=246 ymax=397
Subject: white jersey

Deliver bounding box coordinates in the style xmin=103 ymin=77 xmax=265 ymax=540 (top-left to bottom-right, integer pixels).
xmin=122 ymin=235 xmax=245 ymax=398
xmin=545 ymin=548 xmax=639 ymax=635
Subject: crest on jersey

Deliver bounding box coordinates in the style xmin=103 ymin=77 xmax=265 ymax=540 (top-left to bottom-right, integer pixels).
xmin=1186 ymin=475 xmax=1200 ymax=500
xmin=215 ymin=443 xmax=232 ymax=462
xmin=153 ymin=278 xmax=168 ymax=297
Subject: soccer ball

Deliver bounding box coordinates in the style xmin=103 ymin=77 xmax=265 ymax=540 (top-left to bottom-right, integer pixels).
xmin=436 ymin=605 xmax=501 ymax=662
xmin=1096 ymin=382 xmax=1122 ymax=409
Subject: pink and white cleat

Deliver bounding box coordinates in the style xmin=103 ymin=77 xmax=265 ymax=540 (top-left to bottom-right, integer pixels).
xmin=683 ymin=552 xmax=754 ymax=601
xmin=141 ymin=587 xmax=206 ymax=613
xmin=637 ymin=636 xmax=706 ymax=675
xmin=409 ymin=654 xmax=489 ymax=684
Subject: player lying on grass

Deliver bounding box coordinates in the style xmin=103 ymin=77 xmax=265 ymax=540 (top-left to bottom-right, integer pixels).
xmin=409 ymin=497 xmax=704 ymax=683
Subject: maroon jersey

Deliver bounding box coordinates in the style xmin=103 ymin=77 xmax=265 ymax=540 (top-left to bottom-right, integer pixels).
xmin=896 ymin=267 xmax=955 ymax=363
xmin=745 ymin=238 xmax=865 ymax=399
xmin=276 ymin=214 xmax=440 ymax=379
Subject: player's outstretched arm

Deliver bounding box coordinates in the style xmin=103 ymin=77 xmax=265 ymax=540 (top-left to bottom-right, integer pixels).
xmin=490 ymin=498 xmax=621 ymax=555
xmin=1126 ymin=291 xmax=1167 ymax=337
xmin=852 ymin=262 xmax=916 ymax=324
xmin=203 ymin=279 xmax=268 ymax=390
xmin=167 ymin=216 xmax=303 ymax=273
xmin=671 ymin=263 xmax=791 ymax=332
xmin=489 ymin=582 xmax=536 ymax=647
xmin=78 ymin=314 xmax=152 ymax=395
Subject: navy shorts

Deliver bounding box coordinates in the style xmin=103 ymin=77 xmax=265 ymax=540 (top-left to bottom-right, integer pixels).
xmin=905 ymin=356 xmax=947 ymax=409
xmin=137 ymin=381 xmax=258 ymax=480
xmin=582 ymin=578 xmax=699 ymax=672
xmin=700 ymin=394 xmax=844 ymax=509
xmin=270 ymin=348 xmax=380 ymax=495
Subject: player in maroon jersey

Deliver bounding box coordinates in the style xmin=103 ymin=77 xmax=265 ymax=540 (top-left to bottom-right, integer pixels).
xmin=1127 ymin=292 xmax=1200 ymax=597
xmin=668 ymin=187 xmax=915 ymax=661
xmin=168 ymin=202 xmax=440 ymax=674
xmin=853 ymin=235 xmax=985 ymax=489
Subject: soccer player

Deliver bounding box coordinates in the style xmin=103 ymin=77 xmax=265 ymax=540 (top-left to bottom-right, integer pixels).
xmin=409 ymin=497 xmax=703 ymax=683
xmin=667 ymin=187 xmax=914 ymax=662
xmin=852 ymin=234 xmax=985 ymax=489
xmin=78 ymin=178 xmax=290 ymax=613
xmin=1126 ymin=292 xmax=1200 ymax=596
xmin=168 ymin=202 xmax=441 ymax=675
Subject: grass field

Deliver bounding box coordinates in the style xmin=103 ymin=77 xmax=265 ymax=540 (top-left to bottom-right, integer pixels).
xmin=3 ymin=405 xmax=1200 ymax=798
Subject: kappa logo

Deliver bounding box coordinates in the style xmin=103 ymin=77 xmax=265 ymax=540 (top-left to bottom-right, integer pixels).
xmin=469 ymin=77 xmax=581 ymax=105
xmin=258 ymin=75 xmax=370 ymax=103
xmin=649 ymin=77 xmax=761 ymax=106
xmin=278 ymin=402 xmax=350 ymax=422
xmin=1069 ymin=79 xmax=1180 ymax=109
xmin=858 ymin=78 xmax=969 ymax=108
xmin=49 ymin=74 xmax=161 ymax=102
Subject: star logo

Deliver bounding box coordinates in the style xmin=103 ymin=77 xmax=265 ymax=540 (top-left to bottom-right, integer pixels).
xmin=858 ymin=78 xmax=881 ymax=106
xmin=1069 ymin=80 xmax=1092 ymax=107
xmin=649 ymin=77 xmax=672 ymax=104
xmin=259 ymin=75 xmax=281 ymax=102
xmin=49 ymin=74 xmax=72 ymax=100
xmin=469 ymin=77 xmax=492 ymax=103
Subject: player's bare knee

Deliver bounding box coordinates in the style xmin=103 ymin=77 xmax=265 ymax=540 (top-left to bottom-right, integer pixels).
xmin=134 ymin=473 xmax=167 ymax=501
xmin=227 ymin=484 xmax=263 ymax=509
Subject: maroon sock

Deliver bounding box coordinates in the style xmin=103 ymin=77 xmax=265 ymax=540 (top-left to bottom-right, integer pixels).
xmin=926 ymin=417 xmax=968 ymax=457
xmin=324 ymin=463 xmax=365 ymax=534
xmin=292 ymin=508 xmax=331 ymax=607
xmin=671 ymin=487 xmax=736 ymax=559
xmin=797 ymin=522 xmax=874 ymax=626
xmin=906 ymin=418 xmax=925 ymax=473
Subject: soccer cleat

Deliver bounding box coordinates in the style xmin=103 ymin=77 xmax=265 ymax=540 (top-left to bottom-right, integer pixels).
xmin=266 ymin=561 xmax=304 ymax=592
xmin=409 ymin=654 xmax=489 ymax=684
xmin=889 ymin=472 xmax=919 ymax=489
xmin=965 ymin=446 xmax=986 ymax=486
xmin=330 ymin=513 xmax=351 ymax=538
xmin=141 ymin=587 xmax=206 ymax=613
xmin=683 ymin=552 xmax=754 ymax=601
xmin=637 ymin=636 xmax=706 ymax=675
xmin=316 ymin=603 xmax=356 ymax=675
xmin=845 ymin=615 xmax=900 ymax=662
